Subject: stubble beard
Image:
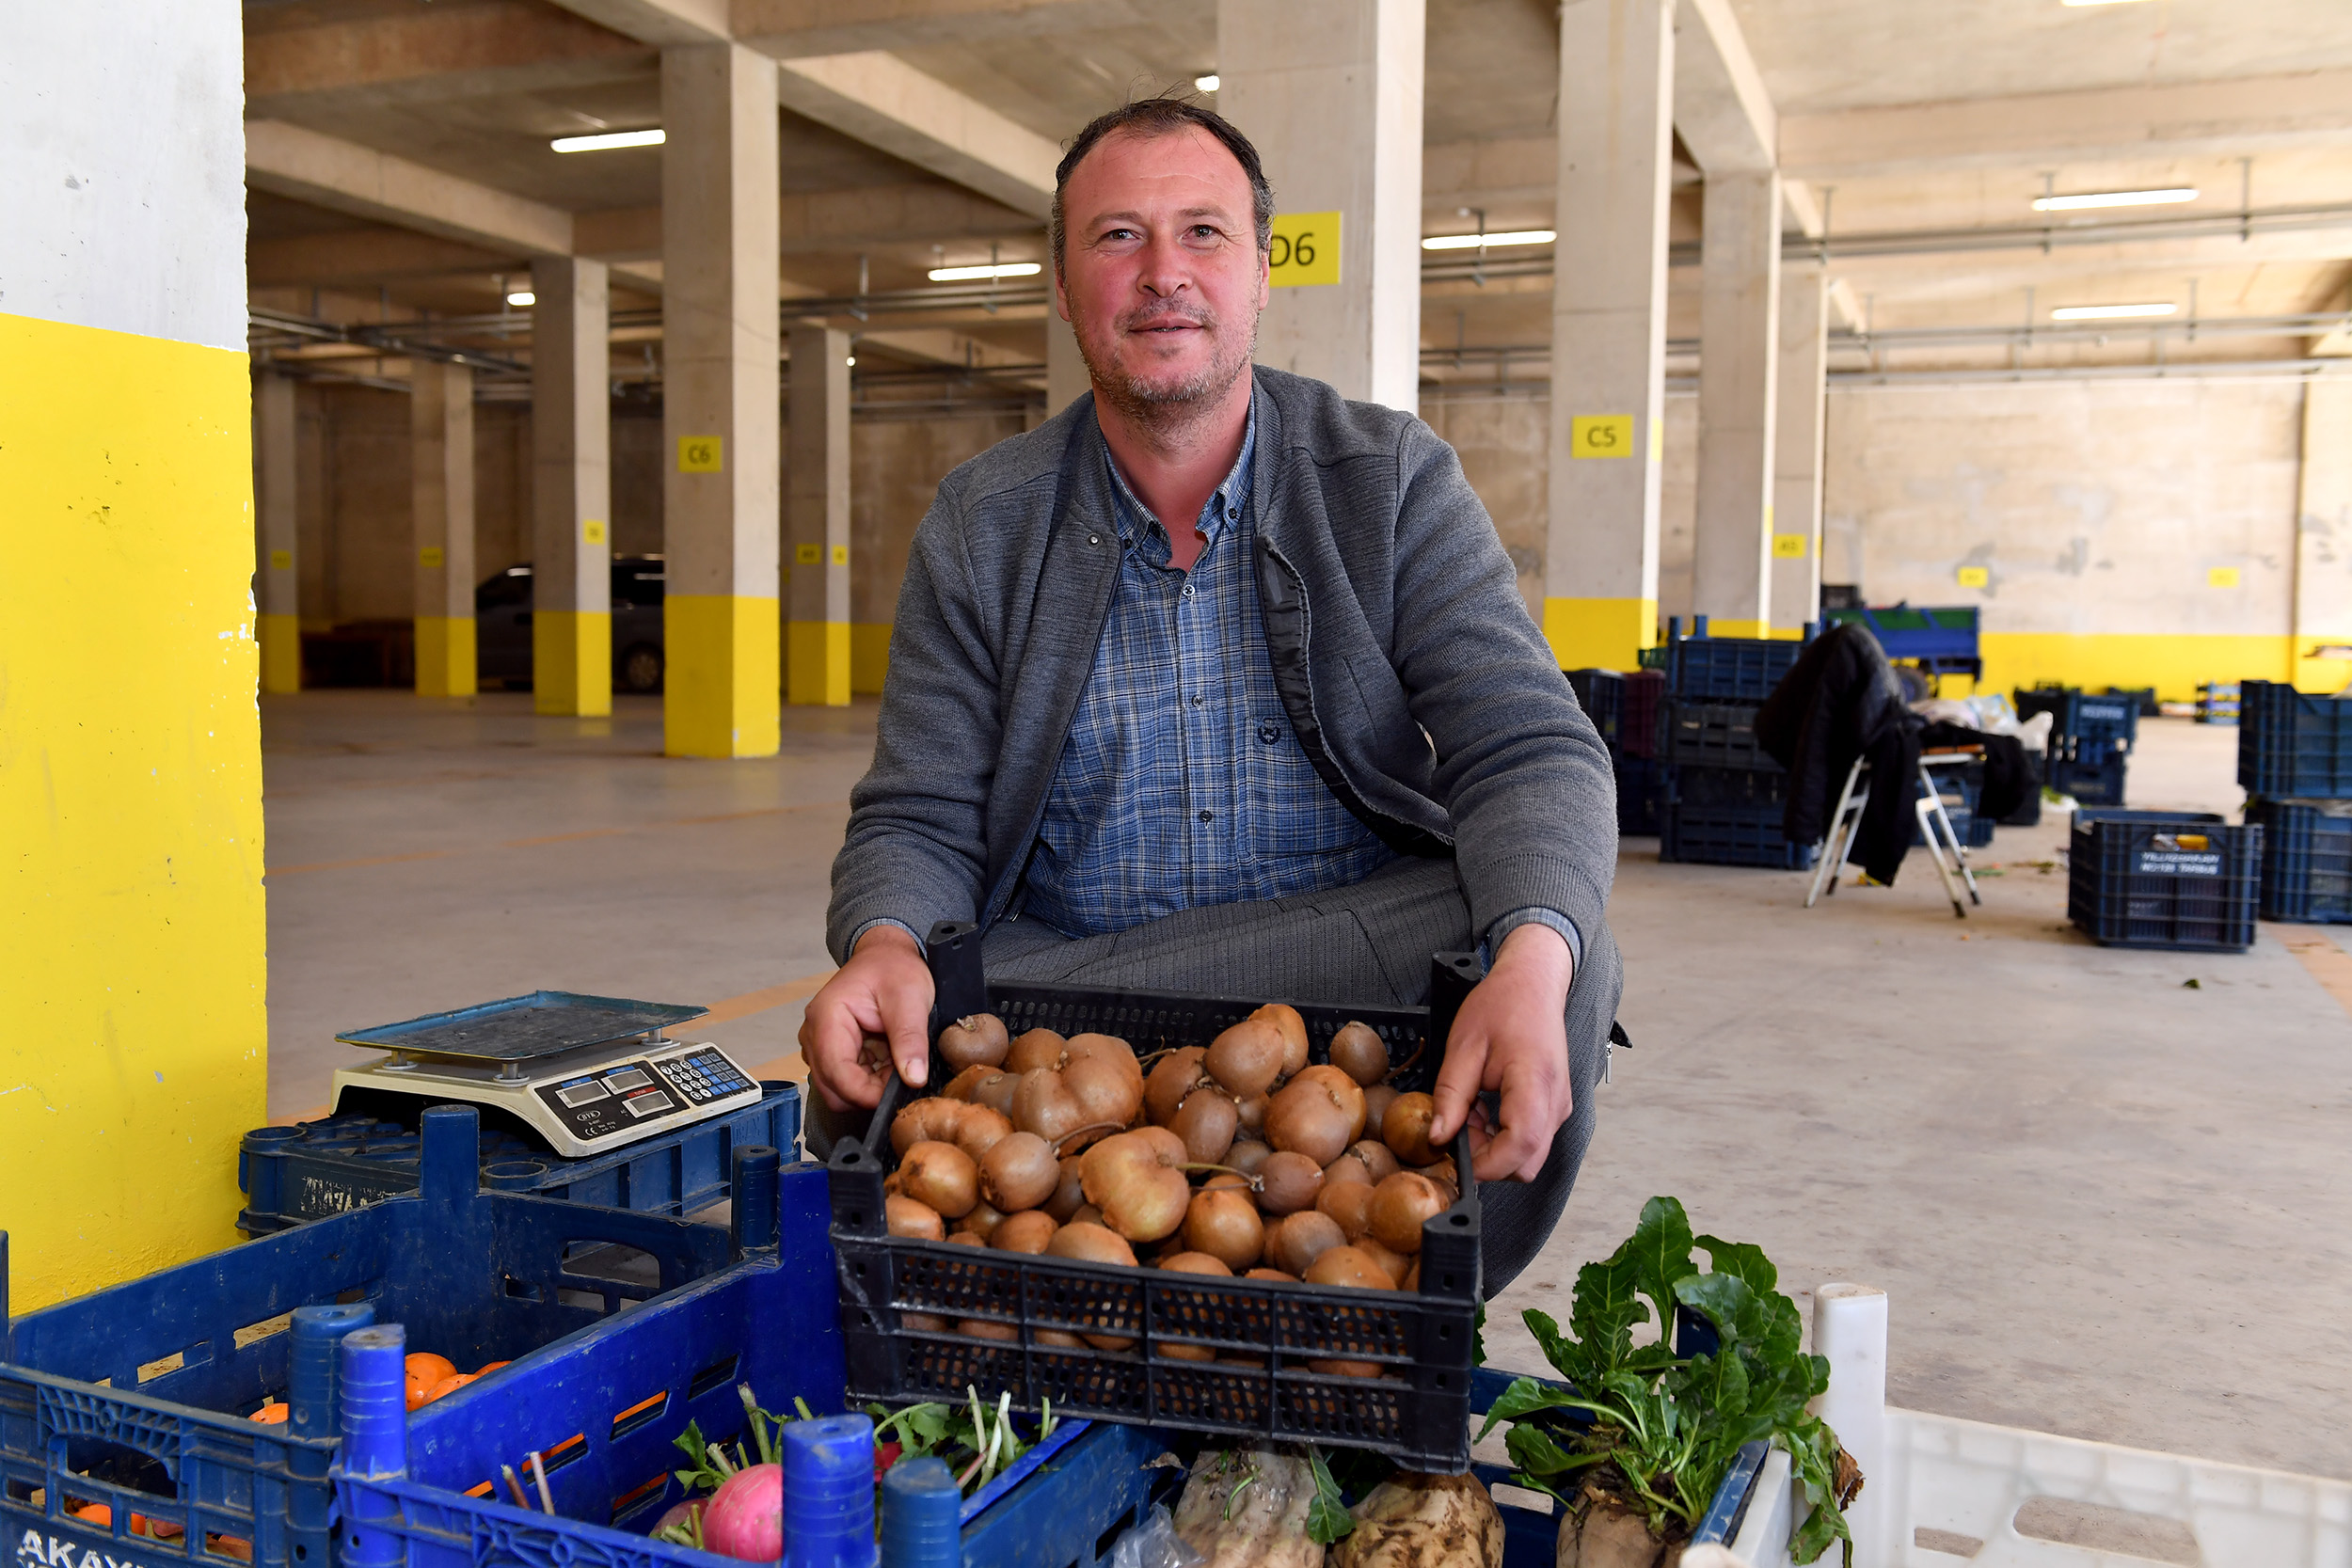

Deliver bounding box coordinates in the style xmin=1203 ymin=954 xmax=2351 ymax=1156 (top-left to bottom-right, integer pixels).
xmin=1073 ymin=297 xmax=1259 ymax=444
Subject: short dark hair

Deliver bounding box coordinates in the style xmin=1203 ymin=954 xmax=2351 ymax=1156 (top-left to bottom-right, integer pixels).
xmin=1050 ymin=96 xmax=1277 ymax=277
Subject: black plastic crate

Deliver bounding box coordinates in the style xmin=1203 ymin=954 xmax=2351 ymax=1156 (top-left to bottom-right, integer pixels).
xmin=2068 ymin=811 xmax=2259 ymax=951
xmin=2239 ymin=681 xmax=2352 ymax=799
xmin=1659 ymin=800 xmax=1816 ymax=870
xmin=1666 ymin=762 xmax=1788 ymax=809
xmin=1619 ymin=670 xmax=1665 ymax=758
xmin=236 ymin=1084 xmax=801 ymax=1235
xmin=1664 ymin=634 xmax=1804 ymax=703
xmin=2246 ymin=800 xmax=2352 ymax=923
xmin=1565 ymin=668 xmax=1623 ymax=752
xmin=828 ymin=927 xmax=1486 ymax=1470
xmin=2050 ymin=752 xmax=2127 ymax=806
xmin=1614 ymin=753 xmax=1662 ymax=836
xmin=1660 ymin=700 xmax=1778 ymax=770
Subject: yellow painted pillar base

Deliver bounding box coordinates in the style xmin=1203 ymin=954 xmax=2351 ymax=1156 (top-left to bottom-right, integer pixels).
xmin=1 ymin=311 xmax=268 ymax=1308
xmin=414 ymin=616 xmax=477 ymax=697
xmin=787 ymin=619 xmax=852 ymax=707
xmin=666 ymin=594 xmax=781 ymax=756
xmin=1700 ymin=618 xmax=1770 ymax=640
xmin=1543 ymin=596 xmax=1658 ymax=673
xmin=259 ymin=612 xmax=302 ymax=693
xmin=532 ymin=610 xmax=612 ymax=717
xmin=850 ymin=623 xmax=892 ymax=695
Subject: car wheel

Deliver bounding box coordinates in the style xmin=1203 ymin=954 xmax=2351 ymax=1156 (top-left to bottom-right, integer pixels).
xmin=619 ymin=642 xmax=664 ymax=693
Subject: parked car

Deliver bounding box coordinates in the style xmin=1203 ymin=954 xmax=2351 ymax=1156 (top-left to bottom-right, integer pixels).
xmin=475 ymin=555 xmax=667 ymax=692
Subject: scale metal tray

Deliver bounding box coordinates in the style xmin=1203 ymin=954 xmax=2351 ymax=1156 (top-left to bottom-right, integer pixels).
xmin=337 ymin=991 xmax=708 ymax=1063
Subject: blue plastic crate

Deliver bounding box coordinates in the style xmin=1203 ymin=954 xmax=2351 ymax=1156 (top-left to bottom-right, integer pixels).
xmin=2239 ymin=681 xmax=2352 ymax=799
xmin=1660 ymin=800 xmax=1816 ymax=870
xmin=1614 ymin=754 xmax=1661 ymax=836
xmin=2246 ymin=800 xmax=2352 ymax=923
xmin=1821 ymin=604 xmax=1979 ymax=675
xmin=1659 ymin=700 xmax=1778 ymax=771
xmin=0 ymin=1107 xmax=760 ymax=1568
xmin=1565 ymin=668 xmax=1623 ymax=752
xmin=2068 ymin=810 xmax=2260 ymax=951
xmin=1665 ymin=763 xmax=1788 ymax=810
xmin=237 ymin=1085 xmax=803 ymax=1236
xmin=331 ymin=1191 xmax=1185 ymax=1568
xmin=1664 ymin=634 xmax=1804 ymax=703
xmin=2049 ymin=752 xmax=2126 ymax=806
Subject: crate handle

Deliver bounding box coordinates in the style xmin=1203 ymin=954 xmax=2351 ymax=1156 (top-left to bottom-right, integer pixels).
xmin=924 ymin=921 xmax=987 ymax=1037
xmin=730 ymin=1146 xmax=781 ymax=1257
xmin=419 ymin=1104 xmax=482 ymax=1206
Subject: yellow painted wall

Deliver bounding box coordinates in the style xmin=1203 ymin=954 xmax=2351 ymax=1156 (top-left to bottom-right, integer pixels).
xmin=0 ymin=311 xmax=266 ymax=1308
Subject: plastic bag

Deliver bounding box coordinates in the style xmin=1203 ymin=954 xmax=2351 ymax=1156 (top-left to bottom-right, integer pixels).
xmin=1105 ymin=1504 xmax=1206 ymax=1568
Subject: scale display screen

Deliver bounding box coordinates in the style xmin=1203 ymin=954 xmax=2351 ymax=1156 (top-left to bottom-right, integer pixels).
xmin=625 ymin=1090 xmax=675 ymax=1117
xmin=525 ymin=1047 xmax=759 ymax=1148
xmin=604 ymin=1067 xmax=652 ymax=1093
xmin=556 ymin=1080 xmax=611 ymax=1109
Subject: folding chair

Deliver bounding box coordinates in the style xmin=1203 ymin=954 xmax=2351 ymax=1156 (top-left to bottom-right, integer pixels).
xmin=1804 ymin=745 xmax=1985 ymax=917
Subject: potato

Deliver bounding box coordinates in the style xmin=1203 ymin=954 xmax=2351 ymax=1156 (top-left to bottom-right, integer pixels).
xmin=1329 ymin=1470 xmax=1503 ymax=1568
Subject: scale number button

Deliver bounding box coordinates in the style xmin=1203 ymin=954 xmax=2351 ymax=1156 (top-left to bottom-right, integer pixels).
xmin=557 ymin=1081 xmax=612 ymax=1109
xmin=624 ymin=1090 xmax=676 ymax=1118
xmin=604 ymin=1067 xmax=653 ymax=1093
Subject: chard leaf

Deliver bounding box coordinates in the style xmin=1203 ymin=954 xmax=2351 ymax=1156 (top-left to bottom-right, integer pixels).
xmin=1475 ymin=1376 xmax=1584 ymax=1442
xmin=1694 ymin=1234 xmax=1777 ymax=1296
xmin=1564 ymin=1259 xmax=1640 ymax=1379
xmin=1675 ymin=1273 xmax=1767 ymax=1350
xmin=1473 ymin=1301 xmax=1487 ymax=1368
xmin=1305 ymin=1448 xmax=1356 ymax=1545
xmin=1623 ymin=1197 xmax=1698 ymax=1347
xmin=1503 ymin=1420 xmax=1590 ymax=1481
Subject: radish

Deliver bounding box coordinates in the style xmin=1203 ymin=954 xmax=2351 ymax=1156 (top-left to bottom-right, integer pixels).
xmin=699 ymin=1462 xmax=783 ymax=1561
xmin=652 ymin=1497 xmax=705 ymax=1546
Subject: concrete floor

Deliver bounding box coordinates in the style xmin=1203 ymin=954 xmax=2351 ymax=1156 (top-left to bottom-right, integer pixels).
xmin=262 ymin=693 xmax=2352 ymax=1481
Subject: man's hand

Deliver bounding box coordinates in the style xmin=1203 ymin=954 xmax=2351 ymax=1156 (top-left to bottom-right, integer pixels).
xmin=1427 ymin=923 xmax=1575 ymax=1182
xmin=798 ymin=925 xmax=935 ymax=1115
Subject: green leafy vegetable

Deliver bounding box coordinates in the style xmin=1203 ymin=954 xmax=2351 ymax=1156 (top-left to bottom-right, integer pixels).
xmin=1304 ymin=1448 xmax=1356 ymax=1545
xmin=1477 ymin=1196 xmax=1856 ymax=1565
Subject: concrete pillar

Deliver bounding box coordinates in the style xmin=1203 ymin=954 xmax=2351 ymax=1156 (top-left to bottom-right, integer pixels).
xmin=530 ymin=257 xmax=612 ymax=717
xmin=1045 ymin=310 xmax=1089 ymax=417
xmin=255 ymin=371 xmax=301 ymax=693
xmin=1217 ymin=0 xmax=1424 ymax=412
xmin=661 ymin=42 xmax=781 ymax=757
xmin=2295 ymin=377 xmax=2352 ymax=691
xmin=1771 ymin=261 xmax=1827 ymax=635
xmin=787 ymin=322 xmax=851 ymax=706
xmin=1692 ymin=171 xmax=1782 ymax=638
xmin=410 ymin=359 xmax=475 ymax=696
xmin=1543 ymin=0 xmax=1676 ymax=671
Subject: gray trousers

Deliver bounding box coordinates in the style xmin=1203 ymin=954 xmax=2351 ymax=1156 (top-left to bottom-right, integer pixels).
xmin=810 ymin=856 xmax=1619 ymax=1297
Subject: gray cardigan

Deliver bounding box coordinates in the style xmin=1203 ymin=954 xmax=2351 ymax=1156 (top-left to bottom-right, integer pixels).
xmin=826 ymin=366 xmax=1618 ymax=962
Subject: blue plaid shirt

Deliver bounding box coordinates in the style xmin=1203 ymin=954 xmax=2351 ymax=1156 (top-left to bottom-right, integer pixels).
xmin=1016 ymin=409 xmax=1400 ymax=938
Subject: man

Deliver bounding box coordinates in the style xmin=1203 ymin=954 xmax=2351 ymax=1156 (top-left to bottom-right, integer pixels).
xmin=800 ymin=97 xmax=1620 ymax=1291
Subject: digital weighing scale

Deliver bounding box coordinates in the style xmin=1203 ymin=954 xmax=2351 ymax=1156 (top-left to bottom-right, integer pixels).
xmin=331 ymin=990 xmax=766 ymax=1159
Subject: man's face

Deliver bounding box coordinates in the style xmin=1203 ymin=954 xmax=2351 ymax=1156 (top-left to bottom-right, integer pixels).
xmin=1056 ymin=126 xmax=1271 ymax=411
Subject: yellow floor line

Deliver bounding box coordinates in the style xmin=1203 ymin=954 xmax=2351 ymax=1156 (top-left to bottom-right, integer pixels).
xmin=2280 ymin=933 xmax=2352 ymax=1021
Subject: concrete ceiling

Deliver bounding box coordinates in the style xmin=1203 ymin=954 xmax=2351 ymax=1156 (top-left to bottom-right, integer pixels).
xmin=240 ymin=0 xmax=2352 ymax=381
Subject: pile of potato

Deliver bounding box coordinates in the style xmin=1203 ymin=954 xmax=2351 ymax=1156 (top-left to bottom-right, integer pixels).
xmin=877 ymin=1004 xmax=1461 ymax=1365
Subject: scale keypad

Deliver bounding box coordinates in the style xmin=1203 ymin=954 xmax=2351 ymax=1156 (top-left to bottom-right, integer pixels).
xmin=532 ymin=1046 xmax=754 ymax=1141
xmin=653 ymin=1047 xmax=756 ymax=1106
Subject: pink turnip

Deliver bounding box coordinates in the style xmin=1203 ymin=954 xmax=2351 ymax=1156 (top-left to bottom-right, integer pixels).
xmin=652 ymin=1497 xmax=706 ymax=1545
xmin=699 ymin=1462 xmax=783 ymax=1560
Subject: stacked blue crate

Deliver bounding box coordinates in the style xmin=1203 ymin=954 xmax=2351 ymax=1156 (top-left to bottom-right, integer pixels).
xmin=2238 ymin=682 xmax=2352 ymax=921
xmin=2017 ymin=687 xmax=2133 ymax=805
xmin=1655 ymin=618 xmax=1816 ymax=870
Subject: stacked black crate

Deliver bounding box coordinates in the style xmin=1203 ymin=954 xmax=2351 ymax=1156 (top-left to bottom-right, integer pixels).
xmin=1656 ymin=628 xmax=1813 ymax=870
xmin=2016 ymin=687 xmax=2133 ymax=805
xmin=1566 ymin=666 xmax=1665 ymax=836
xmin=2239 ymin=681 xmax=2352 ymax=924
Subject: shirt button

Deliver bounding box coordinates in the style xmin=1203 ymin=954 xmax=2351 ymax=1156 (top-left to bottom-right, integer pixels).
xmin=1181 ymin=584 xmax=1195 ymax=598
xmin=1198 ymin=810 xmax=1214 ymax=823
xmin=1190 ymin=695 xmax=1204 ymax=707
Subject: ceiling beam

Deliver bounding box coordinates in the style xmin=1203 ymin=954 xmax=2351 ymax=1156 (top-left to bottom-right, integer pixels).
xmin=538 ymin=0 xmax=730 ymax=47
xmin=732 ymin=0 xmax=1146 ymax=57
xmin=246 ymin=119 xmax=576 ymax=257
xmin=1781 ymin=70 xmax=2352 ymax=181
xmin=772 ymin=53 xmax=1059 ymax=218
xmin=1672 ymin=0 xmax=1776 ymax=177
xmin=249 ymin=229 xmax=522 ymax=288
xmin=245 ymin=2 xmax=646 ymax=113
xmin=574 ymin=182 xmax=1038 ymax=261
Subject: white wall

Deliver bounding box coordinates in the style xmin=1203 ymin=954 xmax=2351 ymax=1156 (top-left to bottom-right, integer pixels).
xmin=0 ymin=8 xmax=246 ymax=350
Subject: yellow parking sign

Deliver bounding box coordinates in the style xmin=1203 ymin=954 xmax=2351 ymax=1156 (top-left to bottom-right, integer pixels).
xmin=1267 ymin=212 xmax=1341 ymax=288
xmin=1571 ymin=415 xmax=1634 ymax=458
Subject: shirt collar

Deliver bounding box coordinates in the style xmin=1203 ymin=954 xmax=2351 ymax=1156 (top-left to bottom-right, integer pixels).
xmin=1103 ymin=396 xmax=1257 ymax=557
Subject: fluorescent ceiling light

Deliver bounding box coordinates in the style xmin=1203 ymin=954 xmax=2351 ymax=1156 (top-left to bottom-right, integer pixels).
xmin=1421 ymin=230 xmax=1556 ymax=250
xmin=2051 ymin=302 xmax=2177 ymax=321
xmin=1194 ymin=74 xmax=1220 ymax=92
xmin=550 ymin=128 xmax=664 ymax=152
xmin=928 ymin=261 xmax=1041 ymax=281
xmin=505 ymin=291 xmax=535 ymax=307
xmin=2033 ymin=186 xmax=2198 ymax=212
xmin=845 ymin=356 xmax=856 ymax=367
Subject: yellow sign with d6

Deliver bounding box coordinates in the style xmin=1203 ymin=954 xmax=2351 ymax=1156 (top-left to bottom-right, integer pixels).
xmin=1267 ymin=212 xmax=1341 ymax=288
